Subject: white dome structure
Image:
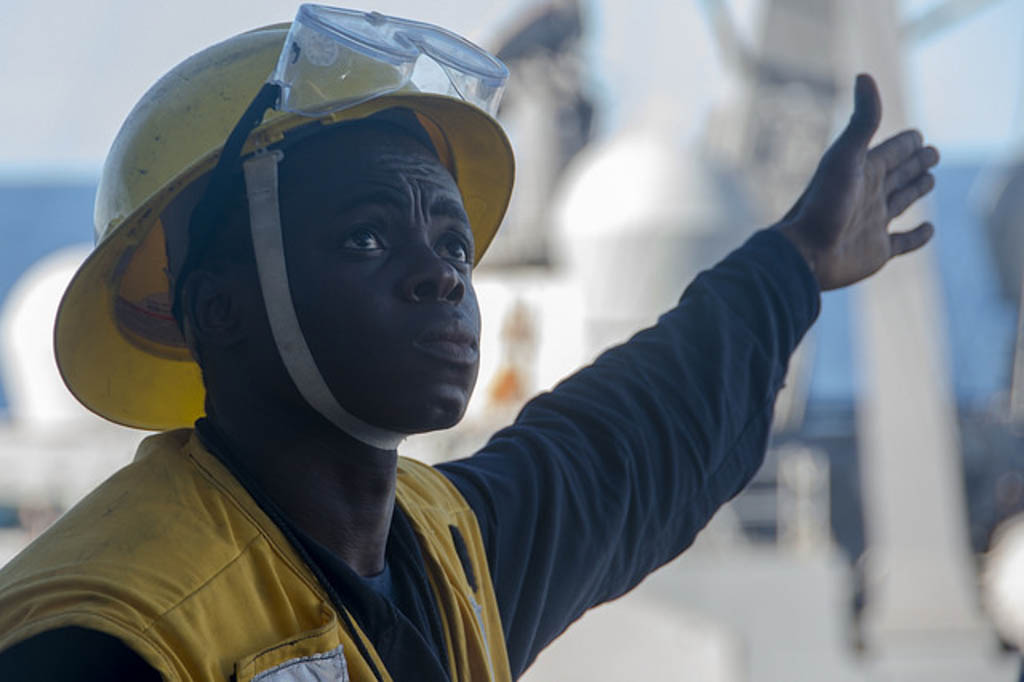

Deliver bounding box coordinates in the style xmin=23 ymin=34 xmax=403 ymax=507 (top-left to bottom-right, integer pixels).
xmin=0 ymin=247 xmax=142 ymax=524
xmin=982 ymin=514 xmax=1024 ymax=649
xmin=553 ymin=128 xmax=755 ymax=354
xmin=0 ymin=246 xmax=93 ymax=426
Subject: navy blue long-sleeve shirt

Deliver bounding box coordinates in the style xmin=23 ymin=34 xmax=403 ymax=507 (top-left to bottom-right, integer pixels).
xmin=440 ymin=227 xmax=820 ymax=676
xmin=0 ymin=228 xmax=820 ymax=681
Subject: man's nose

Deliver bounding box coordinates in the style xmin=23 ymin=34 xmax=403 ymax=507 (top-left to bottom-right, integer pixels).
xmin=400 ymin=246 xmax=465 ymax=304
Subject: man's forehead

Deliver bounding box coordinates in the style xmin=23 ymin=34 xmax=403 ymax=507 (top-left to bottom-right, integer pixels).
xmin=282 ymin=123 xmax=458 ymax=194
xmin=371 ymin=152 xmax=459 ymax=191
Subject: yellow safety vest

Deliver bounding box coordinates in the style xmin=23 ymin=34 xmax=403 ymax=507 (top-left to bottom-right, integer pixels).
xmin=0 ymin=429 xmax=511 ymax=681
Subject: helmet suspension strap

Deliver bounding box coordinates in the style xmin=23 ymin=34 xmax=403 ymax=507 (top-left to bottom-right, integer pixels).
xmin=242 ymin=150 xmax=407 ymax=450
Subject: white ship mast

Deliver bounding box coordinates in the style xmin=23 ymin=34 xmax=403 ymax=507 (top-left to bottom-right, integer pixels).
xmin=842 ymin=1 xmax=1007 ymax=678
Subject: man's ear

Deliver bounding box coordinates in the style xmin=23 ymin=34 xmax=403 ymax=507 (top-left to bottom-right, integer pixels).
xmin=184 ymin=269 xmax=244 ymax=349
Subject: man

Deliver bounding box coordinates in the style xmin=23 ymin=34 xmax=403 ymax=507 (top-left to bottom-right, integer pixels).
xmin=0 ymin=7 xmax=938 ymax=681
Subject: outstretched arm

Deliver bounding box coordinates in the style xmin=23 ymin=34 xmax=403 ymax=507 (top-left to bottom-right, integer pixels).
xmin=441 ymin=74 xmax=939 ymax=677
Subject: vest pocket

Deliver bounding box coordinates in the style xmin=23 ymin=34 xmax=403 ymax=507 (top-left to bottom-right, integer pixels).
xmin=246 ymin=644 xmax=349 ymax=681
xmin=234 ymin=605 xmax=390 ymax=682
xmin=234 ymin=607 xmax=346 ymax=681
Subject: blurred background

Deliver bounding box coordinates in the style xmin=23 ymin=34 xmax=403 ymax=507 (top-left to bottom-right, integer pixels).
xmin=1 ymin=0 xmax=1023 ymax=679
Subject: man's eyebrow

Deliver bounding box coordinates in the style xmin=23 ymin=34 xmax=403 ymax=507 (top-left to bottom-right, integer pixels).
xmin=430 ymin=196 xmax=470 ymax=223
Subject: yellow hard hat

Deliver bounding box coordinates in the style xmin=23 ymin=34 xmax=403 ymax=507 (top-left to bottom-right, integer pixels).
xmin=54 ymin=19 xmax=515 ymax=431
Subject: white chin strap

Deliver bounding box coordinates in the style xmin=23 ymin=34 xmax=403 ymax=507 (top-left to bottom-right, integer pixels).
xmin=242 ymin=150 xmax=407 ymax=450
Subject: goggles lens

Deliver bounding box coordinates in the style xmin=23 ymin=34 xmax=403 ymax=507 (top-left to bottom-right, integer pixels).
xmin=271 ymin=4 xmax=509 ymax=117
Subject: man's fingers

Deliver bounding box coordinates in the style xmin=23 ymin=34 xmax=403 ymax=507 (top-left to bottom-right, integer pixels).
xmin=888 ymin=172 xmax=935 ymax=218
xmin=871 ymin=129 xmax=924 ymax=173
xmin=884 ymin=144 xmax=939 ymax=194
xmin=835 ymin=74 xmax=882 ymax=154
xmin=889 ymin=222 xmax=934 ymax=257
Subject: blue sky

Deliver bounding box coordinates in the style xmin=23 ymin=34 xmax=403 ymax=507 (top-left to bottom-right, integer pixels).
xmin=903 ymin=0 xmax=1024 ymax=160
xmin=0 ymin=0 xmax=1019 ymax=178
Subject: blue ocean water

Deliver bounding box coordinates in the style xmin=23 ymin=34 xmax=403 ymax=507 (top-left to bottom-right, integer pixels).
xmin=0 ymin=162 xmax=1015 ymax=411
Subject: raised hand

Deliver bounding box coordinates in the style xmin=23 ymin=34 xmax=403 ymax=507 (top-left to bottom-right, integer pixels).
xmin=776 ymin=74 xmax=940 ymax=291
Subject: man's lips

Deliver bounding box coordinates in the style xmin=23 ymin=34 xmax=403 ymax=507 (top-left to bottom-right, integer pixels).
xmin=413 ymin=322 xmax=479 ymax=365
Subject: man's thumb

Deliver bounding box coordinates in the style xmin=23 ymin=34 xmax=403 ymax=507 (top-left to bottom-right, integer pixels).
xmin=841 ymin=74 xmax=881 ymax=150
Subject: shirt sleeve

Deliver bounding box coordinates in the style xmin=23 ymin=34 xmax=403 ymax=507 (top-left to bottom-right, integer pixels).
xmin=0 ymin=627 xmax=163 ymax=681
xmin=438 ymin=228 xmax=821 ymax=677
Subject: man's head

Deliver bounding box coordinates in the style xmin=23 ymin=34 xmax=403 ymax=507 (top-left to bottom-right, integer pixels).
xmin=183 ymin=119 xmax=481 ymax=434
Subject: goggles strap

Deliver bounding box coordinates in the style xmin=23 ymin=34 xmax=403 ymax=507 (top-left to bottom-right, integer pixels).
xmin=242 ymin=150 xmax=407 ymax=450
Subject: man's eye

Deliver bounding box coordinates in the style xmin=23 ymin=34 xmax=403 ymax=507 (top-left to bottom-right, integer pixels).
xmin=437 ymin=234 xmax=472 ymax=263
xmin=342 ymin=227 xmax=384 ymax=251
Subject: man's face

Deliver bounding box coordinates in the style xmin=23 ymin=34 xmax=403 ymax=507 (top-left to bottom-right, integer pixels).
xmin=270 ymin=123 xmax=481 ymax=433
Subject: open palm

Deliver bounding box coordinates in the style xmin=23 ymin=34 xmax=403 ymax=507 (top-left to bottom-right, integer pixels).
xmin=778 ymin=74 xmax=939 ymax=291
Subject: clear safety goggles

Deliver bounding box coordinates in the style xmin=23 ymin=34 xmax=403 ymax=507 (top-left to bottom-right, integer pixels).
xmin=274 ymin=4 xmax=508 ymax=117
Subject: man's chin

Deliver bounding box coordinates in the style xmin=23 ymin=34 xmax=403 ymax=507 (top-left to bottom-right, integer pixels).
xmin=399 ymin=404 xmax=469 ymax=434
xmin=334 ymin=375 xmax=476 ymax=436
xmin=379 ymin=389 xmax=472 ymax=435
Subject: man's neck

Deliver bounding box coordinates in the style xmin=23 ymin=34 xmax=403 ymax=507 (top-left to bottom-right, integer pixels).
xmin=203 ymin=399 xmax=398 ymax=577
